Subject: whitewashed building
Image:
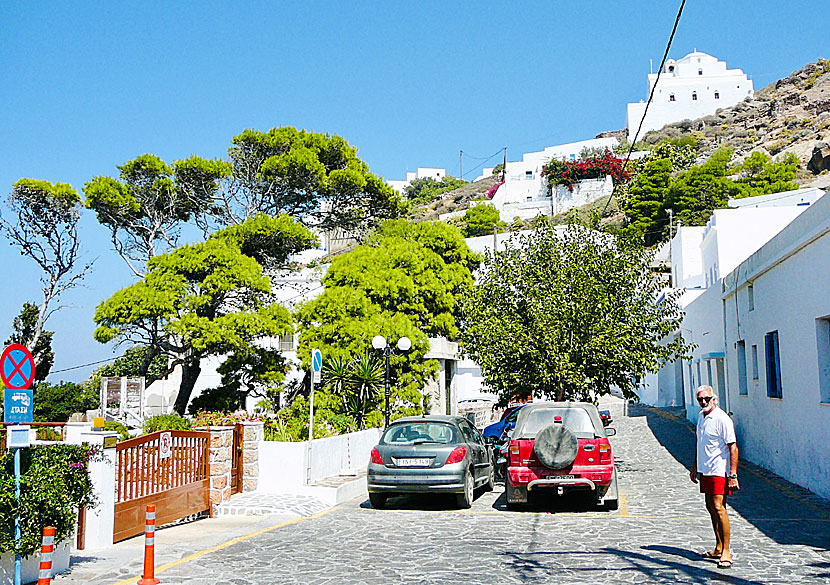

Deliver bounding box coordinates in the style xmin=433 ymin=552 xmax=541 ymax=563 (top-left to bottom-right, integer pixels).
xmin=387 ymin=167 xmax=446 ymax=194
xmin=626 ymin=51 xmax=754 ymax=143
xmin=722 ymin=191 xmax=830 ymax=499
xmin=480 ymin=137 xmax=619 ymax=223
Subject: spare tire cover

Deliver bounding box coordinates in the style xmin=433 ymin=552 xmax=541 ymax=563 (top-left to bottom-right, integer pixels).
xmin=533 ymin=424 xmax=578 ymax=469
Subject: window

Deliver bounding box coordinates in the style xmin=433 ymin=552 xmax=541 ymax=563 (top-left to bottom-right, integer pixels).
xmin=689 ymin=363 xmax=695 ymax=390
xmin=706 ymin=360 xmax=713 ymax=385
xmin=692 ymin=92 xmax=698 ymax=101
xmin=765 ymin=331 xmax=782 ymax=398
xmin=714 ymin=91 xmax=720 ymax=99
xmin=669 ymin=93 xmax=676 ymax=102
xmin=817 ymin=318 xmax=830 ymax=403
xmin=751 ymin=345 xmax=759 ymax=380
xmin=748 ymin=283 xmax=755 ymax=311
xmin=278 ymin=334 xmax=297 ymax=352
xmin=698 ymin=68 xmax=703 ymax=75
xmin=737 ymin=341 xmax=748 ymax=395
xmin=696 ymin=362 xmax=702 ymax=389
xmin=525 ymin=171 xmax=533 ymax=180
xmin=569 ymin=154 xmax=576 ymax=160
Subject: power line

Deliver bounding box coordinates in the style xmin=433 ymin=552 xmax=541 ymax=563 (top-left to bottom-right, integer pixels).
xmin=603 ymin=0 xmax=687 ymax=215
xmin=50 ymin=356 xmax=118 ymax=374
xmin=461 ymin=149 xmax=503 ymax=180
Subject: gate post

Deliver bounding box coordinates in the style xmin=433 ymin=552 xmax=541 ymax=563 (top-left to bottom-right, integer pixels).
xmin=241 ymin=422 xmax=264 ymax=492
xmin=198 ymin=426 xmax=234 ymax=514
xmin=79 ymin=431 xmax=118 ymax=549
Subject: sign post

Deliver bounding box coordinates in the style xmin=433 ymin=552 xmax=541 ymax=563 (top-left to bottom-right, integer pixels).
xmin=1 ymin=344 xmax=35 ymax=585
xmin=306 ymin=349 xmax=323 ymax=485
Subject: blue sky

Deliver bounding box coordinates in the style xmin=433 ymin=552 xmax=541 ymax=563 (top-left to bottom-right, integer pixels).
xmin=1 ymin=1 xmax=826 ymax=383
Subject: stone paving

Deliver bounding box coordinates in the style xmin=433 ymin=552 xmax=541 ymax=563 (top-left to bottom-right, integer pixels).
xmin=214 ymin=493 xmax=331 ymax=517
xmin=66 ymin=400 xmax=830 ymax=584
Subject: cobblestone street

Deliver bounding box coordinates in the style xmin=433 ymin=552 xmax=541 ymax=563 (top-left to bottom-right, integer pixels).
xmin=76 ymin=402 xmax=830 ymax=584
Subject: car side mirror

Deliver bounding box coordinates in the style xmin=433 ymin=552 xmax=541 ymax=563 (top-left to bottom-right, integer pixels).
xmin=605 ymin=428 xmax=617 ymax=437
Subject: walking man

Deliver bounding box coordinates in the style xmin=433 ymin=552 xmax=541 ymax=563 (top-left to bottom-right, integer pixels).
xmin=690 ymin=385 xmax=739 ymax=569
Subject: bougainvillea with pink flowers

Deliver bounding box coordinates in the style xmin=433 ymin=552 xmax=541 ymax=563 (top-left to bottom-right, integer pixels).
xmin=541 ymin=149 xmax=630 ymax=192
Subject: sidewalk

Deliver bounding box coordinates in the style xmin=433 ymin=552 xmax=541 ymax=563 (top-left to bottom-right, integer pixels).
xmin=51 ymin=493 xmax=339 ymax=585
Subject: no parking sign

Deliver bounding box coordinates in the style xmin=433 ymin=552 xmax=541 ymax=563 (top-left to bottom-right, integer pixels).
xmin=1 ymin=344 xmax=36 ymax=390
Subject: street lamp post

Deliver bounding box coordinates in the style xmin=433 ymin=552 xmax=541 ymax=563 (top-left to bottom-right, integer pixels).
xmin=372 ymin=335 xmax=411 ymax=427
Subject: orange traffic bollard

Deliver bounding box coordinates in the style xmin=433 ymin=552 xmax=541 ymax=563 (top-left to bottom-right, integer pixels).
xmin=137 ymin=505 xmax=160 ymax=585
xmin=37 ymin=526 xmax=56 ymax=585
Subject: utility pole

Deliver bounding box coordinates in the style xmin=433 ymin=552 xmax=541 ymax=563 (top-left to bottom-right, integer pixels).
xmin=493 ymin=223 xmax=498 ymax=253
xmin=501 ymin=147 xmax=507 ymax=182
xmin=459 ymin=150 xmax=463 ymax=180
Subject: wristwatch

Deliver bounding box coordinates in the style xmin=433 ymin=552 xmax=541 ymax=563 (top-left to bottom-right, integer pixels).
xmin=727 ymin=473 xmax=738 ymax=479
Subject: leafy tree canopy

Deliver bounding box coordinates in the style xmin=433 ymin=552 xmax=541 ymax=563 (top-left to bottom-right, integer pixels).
xmin=5 ymin=303 xmax=54 ymax=381
xmin=1 ymin=180 xmax=92 ymax=352
xmin=296 ymin=220 xmax=479 ymax=419
xmin=733 ymin=151 xmax=800 ymax=198
xmin=179 ymin=126 xmax=408 ymax=236
xmin=459 ymin=218 xmax=690 ymax=404
xmin=85 ymin=154 xmax=214 ymax=277
xmin=403 ymin=175 xmax=466 ymax=204
xmin=463 ymin=203 xmax=505 ymax=237
xmin=93 ymin=215 xmax=311 ymax=414
xmin=33 ymin=381 xmax=98 ymax=423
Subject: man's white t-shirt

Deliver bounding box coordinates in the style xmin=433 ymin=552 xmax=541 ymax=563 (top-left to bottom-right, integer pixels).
xmin=696 ymin=407 xmax=736 ymax=476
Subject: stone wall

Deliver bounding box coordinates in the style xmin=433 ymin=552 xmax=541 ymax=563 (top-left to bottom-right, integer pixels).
xmin=241 ymin=422 xmax=264 ymax=492
xmin=199 ymin=426 xmax=233 ymax=512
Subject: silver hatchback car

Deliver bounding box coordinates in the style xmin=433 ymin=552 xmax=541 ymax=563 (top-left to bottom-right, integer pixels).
xmin=367 ymin=415 xmax=495 ymax=509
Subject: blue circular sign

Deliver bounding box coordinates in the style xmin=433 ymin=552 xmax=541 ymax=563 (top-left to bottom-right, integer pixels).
xmin=1 ymin=344 xmax=36 ymax=390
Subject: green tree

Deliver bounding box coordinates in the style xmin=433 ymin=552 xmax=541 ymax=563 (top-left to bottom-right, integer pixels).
xmin=85 ymin=154 xmax=215 ymax=277
xmin=665 ymin=148 xmax=739 ymax=227
xmin=5 ymin=303 xmax=54 ymax=381
xmin=179 ymin=127 xmax=407 ymax=237
xmin=33 ymin=381 xmax=98 ymax=422
xmin=622 ymin=157 xmax=673 ymax=246
xmin=0 ymin=179 xmax=92 ymax=354
xmin=93 ymin=215 xmax=313 ymax=414
xmin=733 ymin=152 xmax=800 ymax=198
xmin=403 ymin=176 xmax=466 ymax=204
xmin=463 ymin=203 xmax=505 ymax=237
xmin=459 ymin=218 xmax=690 ymax=404
xmin=296 ymin=220 xmax=480 ymax=418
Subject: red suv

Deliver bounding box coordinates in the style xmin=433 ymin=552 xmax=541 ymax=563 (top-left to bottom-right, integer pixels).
xmin=505 ymin=402 xmax=618 ymax=510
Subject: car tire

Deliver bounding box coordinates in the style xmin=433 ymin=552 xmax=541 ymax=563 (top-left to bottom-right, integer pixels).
xmin=484 ymin=461 xmax=495 ymax=492
xmin=533 ymin=424 xmax=578 ymax=469
xmin=603 ymin=498 xmax=619 ymax=511
xmin=456 ymin=470 xmax=474 ymax=509
xmin=369 ymin=493 xmax=387 ymax=509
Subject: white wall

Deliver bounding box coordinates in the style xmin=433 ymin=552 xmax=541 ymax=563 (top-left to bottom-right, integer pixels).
xmin=257 ymin=428 xmax=382 ymax=491
xmin=627 ymin=51 xmax=753 ymax=142
xmin=387 ymin=167 xmax=446 ymax=194
xmin=722 ymin=193 xmax=830 ymax=499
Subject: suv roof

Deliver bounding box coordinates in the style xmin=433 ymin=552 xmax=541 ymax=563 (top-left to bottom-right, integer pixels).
xmin=513 ymin=402 xmax=605 ymax=437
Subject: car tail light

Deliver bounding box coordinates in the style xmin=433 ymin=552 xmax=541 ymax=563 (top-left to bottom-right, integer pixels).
xmin=445 ymin=446 xmax=467 ymax=464
xmin=370 ymin=448 xmax=384 ymax=465
xmin=599 ymin=441 xmax=612 ymax=463
xmin=508 ymin=443 xmax=521 ymax=466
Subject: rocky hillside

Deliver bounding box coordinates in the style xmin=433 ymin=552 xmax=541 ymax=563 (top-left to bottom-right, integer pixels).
xmin=634 ymin=59 xmax=830 ymax=188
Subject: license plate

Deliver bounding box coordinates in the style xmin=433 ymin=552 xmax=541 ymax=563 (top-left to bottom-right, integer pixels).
xmin=550 ymin=474 xmax=576 ymax=479
xmin=396 ymin=458 xmax=431 ymax=467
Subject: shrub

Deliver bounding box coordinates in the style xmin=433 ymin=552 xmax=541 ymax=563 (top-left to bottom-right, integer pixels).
xmin=542 ymin=149 xmax=630 ymax=191
xmin=143 ymin=414 xmax=191 ymax=434
xmin=187 ymin=385 xmax=246 ymax=415
xmin=104 ymin=421 xmax=131 ymax=441
xmin=33 ymin=381 xmax=98 ymax=423
xmin=192 ymin=411 xmax=261 ymax=427
xmin=0 ymin=444 xmax=100 ymax=555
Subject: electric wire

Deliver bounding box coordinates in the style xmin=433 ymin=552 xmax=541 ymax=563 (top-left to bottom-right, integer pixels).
xmin=602 ymin=0 xmax=687 ymax=215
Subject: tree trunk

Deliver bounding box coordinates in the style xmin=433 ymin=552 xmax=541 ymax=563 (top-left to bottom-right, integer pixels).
xmin=173 ymin=359 xmax=202 ymax=415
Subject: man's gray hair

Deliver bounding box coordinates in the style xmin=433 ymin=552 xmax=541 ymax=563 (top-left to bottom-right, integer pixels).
xmin=696 ymin=384 xmax=714 ymax=395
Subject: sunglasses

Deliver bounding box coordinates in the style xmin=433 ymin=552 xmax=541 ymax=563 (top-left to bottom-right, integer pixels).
xmin=697 ymin=396 xmax=713 ymax=404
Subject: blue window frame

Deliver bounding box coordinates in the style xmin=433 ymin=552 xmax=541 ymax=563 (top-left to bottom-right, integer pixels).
xmin=765 ymin=331 xmax=782 ymax=398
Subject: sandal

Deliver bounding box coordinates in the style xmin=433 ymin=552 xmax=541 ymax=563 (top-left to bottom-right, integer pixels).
xmin=717 ymin=559 xmax=733 ymax=569
xmin=701 ymin=551 xmax=721 ymax=560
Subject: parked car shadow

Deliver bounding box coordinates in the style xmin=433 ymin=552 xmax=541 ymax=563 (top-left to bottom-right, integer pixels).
xmin=359 ymin=493 xmax=467 ymax=511
xmin=490 ymin=488 xmax=611 ymax=514
xmin=632 ymin=404 xmax=830 ymax=552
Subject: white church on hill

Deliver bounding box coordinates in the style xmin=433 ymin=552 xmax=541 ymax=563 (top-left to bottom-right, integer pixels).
xmin=626 ymin=51 xmax=754 ymax=143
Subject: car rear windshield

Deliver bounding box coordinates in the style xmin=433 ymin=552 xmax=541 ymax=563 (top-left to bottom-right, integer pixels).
xmin=516 ymin=408 xmax=596 ymax=439
xmin=380 ymin=422 xmax=458 ymax=445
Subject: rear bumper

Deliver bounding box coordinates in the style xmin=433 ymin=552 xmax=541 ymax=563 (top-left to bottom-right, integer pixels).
xmin=367 ymin=463 xmax=466 ymax=494
xmin=507 ymin=465 xmax=613 ymax=490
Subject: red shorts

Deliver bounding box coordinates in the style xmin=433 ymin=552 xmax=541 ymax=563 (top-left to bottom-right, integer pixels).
xmin=700 ymin=474 xmax=733 ymax=496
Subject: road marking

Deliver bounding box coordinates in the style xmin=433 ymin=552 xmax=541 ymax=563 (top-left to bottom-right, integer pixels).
xmin=618 ymin=489 xmax=629 ymax=517
xmin=645 ymin=407 xmax=830 ymax=519
xmin=110 ymin=506 xmax=338 ymax=585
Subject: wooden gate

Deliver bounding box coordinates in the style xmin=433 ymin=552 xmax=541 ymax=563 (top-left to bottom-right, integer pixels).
xmin=114 ymin=430 xmax=210 ymax=543
xmin=230 ymin=423 xmax=244 ymax=494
